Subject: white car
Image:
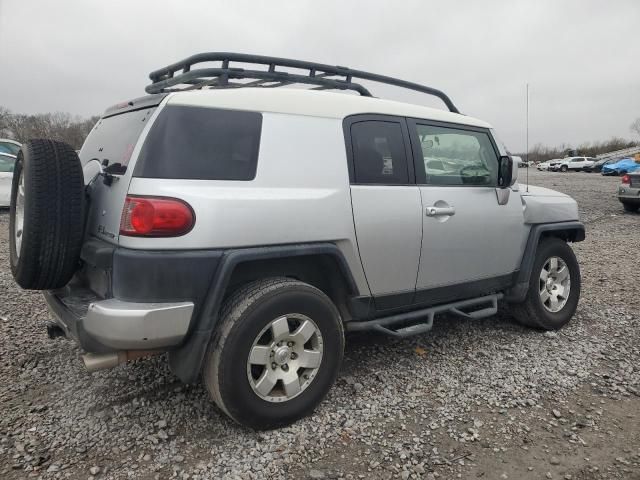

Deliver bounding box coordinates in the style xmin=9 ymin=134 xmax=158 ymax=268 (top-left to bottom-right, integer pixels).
xmin=537 ymin=160 xmax=552 ymax=171
xmin=554 ymin=156 xmax=596 ymax=172
xmin=0 ymin=152 xmax=16 ymax=207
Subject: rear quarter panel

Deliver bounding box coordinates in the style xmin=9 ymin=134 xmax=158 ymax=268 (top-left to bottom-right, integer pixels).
xmin=122 ymin=112 xmax=369 ymax=294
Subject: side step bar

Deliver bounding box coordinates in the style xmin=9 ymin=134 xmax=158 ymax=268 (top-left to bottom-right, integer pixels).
xmin=345 ymin=294 xmax=502 ymax=338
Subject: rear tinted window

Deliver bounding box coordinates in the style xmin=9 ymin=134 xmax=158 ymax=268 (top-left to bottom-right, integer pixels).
xmin=80 ymin=108 xmax=156 ymax=171
xmin=134 ymin=105 xmax=262 ymax=180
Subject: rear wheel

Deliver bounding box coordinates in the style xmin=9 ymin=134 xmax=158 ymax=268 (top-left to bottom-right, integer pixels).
xmin=509 ymin=238 xmax=580 ymax=330
xmin=9 ymin=140 xmax=85 ymax=290
xmin=203 ymin=278 xmax=344 ymax=429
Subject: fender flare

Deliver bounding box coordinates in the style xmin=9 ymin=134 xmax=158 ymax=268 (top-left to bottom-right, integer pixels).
xmin=504 ymin=221 xmax=585 ymax=302
xmin=168 ymin=243 xmax=358 ymax=383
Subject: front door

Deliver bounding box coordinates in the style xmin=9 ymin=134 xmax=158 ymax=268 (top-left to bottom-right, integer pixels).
xmin=346 ymin=116 xmax=422 ymax=309
xmin=407 ymin=120 xmax=526 ymax=304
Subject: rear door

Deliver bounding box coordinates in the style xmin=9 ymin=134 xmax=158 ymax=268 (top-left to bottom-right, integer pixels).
xmin=346 ymin=115 xmax=422 ymax=309
xmin=571 ymin=158 xmax=585 ymax=170
xmin=407 ymin=119 xmax=525 ymax=304
xmin=79 ymin=105 xmax=160 ymax=244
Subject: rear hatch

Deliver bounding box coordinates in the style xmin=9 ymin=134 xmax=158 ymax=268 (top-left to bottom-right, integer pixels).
xmin=79 ymin=95 xmax=166 ymax=244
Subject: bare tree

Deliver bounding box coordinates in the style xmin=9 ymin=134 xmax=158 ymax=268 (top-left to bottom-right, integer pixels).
xmin=631 ymin=118 xmax=640 ymax=138
xmin=0 ymin=107 xmax=99 ymax=149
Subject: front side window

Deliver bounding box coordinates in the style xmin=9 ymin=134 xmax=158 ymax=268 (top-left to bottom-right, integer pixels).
xmin=350 ymin=121 xmax=409 ymax=184
xmin=414 ymin=124 xmax=499 ymax=186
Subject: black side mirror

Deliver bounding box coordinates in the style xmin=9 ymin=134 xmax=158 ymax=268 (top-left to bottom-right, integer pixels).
xmin=498 ymin=155 xmax=513 ymax=188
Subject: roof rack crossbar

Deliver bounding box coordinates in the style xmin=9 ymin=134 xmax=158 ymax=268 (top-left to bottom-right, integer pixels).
xmin=146 ymin=52 xmax=460 ymax=113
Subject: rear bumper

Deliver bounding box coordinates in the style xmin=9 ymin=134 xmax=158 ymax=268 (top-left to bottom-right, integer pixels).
xmin=44 ymin=237 xmax=223 ymax=354
xmin=618 ymin=185 xmax=640 ymax=203
xmin=44 ymin=292 xmax=194 ymax=351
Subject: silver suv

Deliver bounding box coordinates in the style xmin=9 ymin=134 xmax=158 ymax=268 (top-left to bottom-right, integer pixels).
xmin=8 ymin=53 xmax=585 ymax=429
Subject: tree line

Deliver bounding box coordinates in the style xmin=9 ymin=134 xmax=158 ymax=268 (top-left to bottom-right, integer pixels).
xmin=517 ymin=136 xmax=639 ymax=163
xmin=518 ymin=118 xmax=640 ymax=163
xmin=1 ymin=106 xmax=639 ymax=162
xmin=0 ymin=107 xmax=99 ymax=150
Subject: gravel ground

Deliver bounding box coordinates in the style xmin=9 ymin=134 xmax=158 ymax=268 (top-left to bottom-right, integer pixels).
xmin=1 ymin=170 xmax=639 ymax=480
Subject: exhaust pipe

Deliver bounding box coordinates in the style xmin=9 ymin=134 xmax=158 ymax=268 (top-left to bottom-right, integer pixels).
xmin=82 ymin=350 xmax=160 ymax=372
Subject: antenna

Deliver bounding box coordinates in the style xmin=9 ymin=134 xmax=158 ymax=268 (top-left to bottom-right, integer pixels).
xmin=526 ymin=83 xmax=529 ymax=192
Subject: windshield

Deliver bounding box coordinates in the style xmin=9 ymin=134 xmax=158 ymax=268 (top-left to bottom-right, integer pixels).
xmin=79 ymin=107 xmax=156 ymax=174
xmin=0 ymin=142 xmax=20 ymax=155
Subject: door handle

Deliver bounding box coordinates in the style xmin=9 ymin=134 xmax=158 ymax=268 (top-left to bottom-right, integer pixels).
xmin=425 ymin=206 xmax=456 ymax=217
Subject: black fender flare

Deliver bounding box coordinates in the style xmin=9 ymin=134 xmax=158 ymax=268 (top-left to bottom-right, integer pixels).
xmin=504 ymin=221 xmax=585 ymax=302
xmin=168 ymin=243 xmax=359 ymax=383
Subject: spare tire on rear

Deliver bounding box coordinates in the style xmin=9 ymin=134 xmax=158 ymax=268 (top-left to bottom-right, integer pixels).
xmin=9 ymin=139 xmax=85 ymax=290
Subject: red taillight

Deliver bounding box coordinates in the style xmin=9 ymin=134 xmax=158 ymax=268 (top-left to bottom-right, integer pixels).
xmin=621 ymin=174 xmax=630 ymax=185
xmin=120 ymin=196 xmax=194 ymax=237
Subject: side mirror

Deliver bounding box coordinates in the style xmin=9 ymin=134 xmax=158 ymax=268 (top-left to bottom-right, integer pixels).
xmin=498 ymin=155 xmax=516 ymax=188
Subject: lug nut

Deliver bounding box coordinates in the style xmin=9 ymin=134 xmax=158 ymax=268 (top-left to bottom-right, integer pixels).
xmin=281 ymin=364 xmax=289 ymax=372
xmin=290 ymin=352 xmax=297 ymax=360
xmin=271 ymin=362 xmax=277 ymax=369
xmin=287 ymin=341 xmax=294 ymax=347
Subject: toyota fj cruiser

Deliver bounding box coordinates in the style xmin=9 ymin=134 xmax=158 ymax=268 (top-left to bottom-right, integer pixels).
xmin=9 ymin=53 xmax=585 ymax=429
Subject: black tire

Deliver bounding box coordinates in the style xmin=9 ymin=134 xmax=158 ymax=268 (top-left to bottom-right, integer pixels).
xmin=203 ymin=278 xmax=344 ymax=430
xmin=509 ymin=238 xmax=581 ymax=330
xmin=622 ymin=202 xmax=639 ymax=213
xmin=560 ymin=165 xmax=568 ymax=172
xmin=9 ymin=140 xmax=84 ymax=290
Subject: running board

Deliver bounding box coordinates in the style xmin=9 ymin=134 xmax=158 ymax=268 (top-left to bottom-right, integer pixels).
xmin=345 ymin=294 xmax=502 ymax=338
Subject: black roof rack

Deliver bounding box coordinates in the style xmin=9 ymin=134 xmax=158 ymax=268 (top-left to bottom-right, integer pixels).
xmin=146 ymin=52 xmax=460 ymax=113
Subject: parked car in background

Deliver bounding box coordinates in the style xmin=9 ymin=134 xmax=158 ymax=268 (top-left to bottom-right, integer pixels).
xmin=537 ymin=159 xmax=561 ymax=171
xmin=513 ymin=156 xmax=527 ymax=167
xmin=0 ymin=152 xmax=16 ymax=207
xmin=584 ymin=158 xmax=614 ymax=173
xmin=0 ymin=139 xmax=21 ymax=156
xmin=602 ymin=158 xmax=640 ymax=176
xmin=618 ymin=173 xmax=640 ymax=212
xmin=553 ymin=157 xmax=595 ymax=172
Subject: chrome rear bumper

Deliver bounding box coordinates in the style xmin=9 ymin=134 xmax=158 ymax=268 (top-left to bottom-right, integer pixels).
xmin=44 ymin=292 xmax=193 ymax=351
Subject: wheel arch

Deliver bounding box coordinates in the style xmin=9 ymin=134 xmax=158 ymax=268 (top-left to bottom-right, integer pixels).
xmin=504 ymin=221 xmax=584 ymax=303
xmin=168 ymin=243 xmax=359 ymax=383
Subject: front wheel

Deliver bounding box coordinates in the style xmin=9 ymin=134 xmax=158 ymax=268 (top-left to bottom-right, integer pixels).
xmin=560 ymin=165 xmax=568 ymax=172
xmin=203 ymin=278 xmax=344 ymax=429
xmin=509 ymin=238 xmax=581 ymax=330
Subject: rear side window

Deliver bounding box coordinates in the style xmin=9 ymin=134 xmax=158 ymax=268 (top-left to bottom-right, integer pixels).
xmin=134 ymin=105 xmax=262 ymax=180
xmin=350 ymin=121 xmax=409 ymax=184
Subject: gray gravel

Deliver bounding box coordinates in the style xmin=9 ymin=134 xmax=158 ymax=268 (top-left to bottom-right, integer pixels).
xmin=1 ymin=170 xmax=639 ymax=479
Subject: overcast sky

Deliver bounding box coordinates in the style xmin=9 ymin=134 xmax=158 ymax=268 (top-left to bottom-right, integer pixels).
xmin=1 ymin=0 xmax=638 ymax=151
